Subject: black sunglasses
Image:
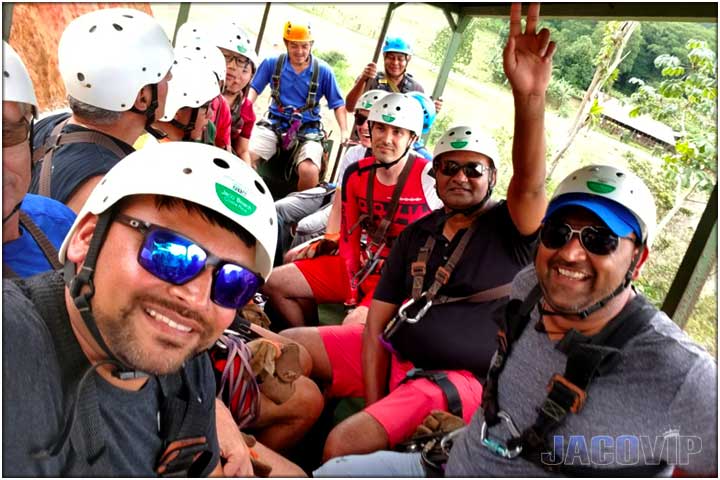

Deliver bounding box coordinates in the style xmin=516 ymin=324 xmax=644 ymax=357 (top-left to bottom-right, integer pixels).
xmin=115 ymin=213 xmax=263 ymax=309
xmin=434 ymin=159 xmax=491 ymax=179
xmin=540 ymin=222 xmax=624 ymax=256
xmin=2 ymin=115 xmax=32 ymax=148
xmin=354 ymin=112 xmax=368 ymax=126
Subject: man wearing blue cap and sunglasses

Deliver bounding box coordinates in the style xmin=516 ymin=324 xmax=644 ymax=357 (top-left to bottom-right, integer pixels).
xmin=315 ymin=164 xmax=717 ymax=477
xmin=3 ymin=142 xmax=281 ymax=476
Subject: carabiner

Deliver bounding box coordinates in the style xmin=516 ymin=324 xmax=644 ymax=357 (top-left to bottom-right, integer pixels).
xmin=479 ymin=410 xmax=523 ymax=459
xmin=397 ymin=292 xmax=432 ymax=324
xmin=440 ymin=426 xmax=467 ymax=455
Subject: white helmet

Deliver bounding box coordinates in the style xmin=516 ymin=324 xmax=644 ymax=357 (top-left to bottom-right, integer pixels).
xmin=59 ymin=142 xmax=278 ymax=280
xmin=58 ymin=8 xmax=174 ymax=112
xmin=367 ymin=92 xmax=424 ymax=137
xmin=357 ymin=89 xmax=390 ymax=111
xmin=3 ymin=41 xmax=38 ymax=114
xmin=433 ymin=126 xmax=500 ymax=167
xmin=176 ymin=39 xmax=227 ymax=85
xmin=214 ymin=22 xmax=258 ymax=69
xmin=160 ymin=55 xmax=220 ymax=121
xmin=549 ymin=165 xmax=657 ymax=247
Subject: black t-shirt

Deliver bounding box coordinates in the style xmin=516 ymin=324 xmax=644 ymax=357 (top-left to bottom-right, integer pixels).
xmin=29 ymin=112 xmax=135 ymax=204
xmin=373 ymin=202 xmax=537 ymax=376
xmin=2 ymin=271 xmax=220 ymax=477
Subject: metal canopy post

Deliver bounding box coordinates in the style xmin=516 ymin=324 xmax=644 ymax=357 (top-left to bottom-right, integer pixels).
xmin=256 ymin=3 xmax=271 ymax=55
xmin=373 ymin=2 xmax=400 ymax=63
xmin=172 ymin=3 xmax=191 ymax=47
xmin=426 ymin=11 xmax=471 ymax=142
xmin=661 ymin=183 xmax=718 ymax=328
xmin=2 ymin=3 xmax=13 ymax=42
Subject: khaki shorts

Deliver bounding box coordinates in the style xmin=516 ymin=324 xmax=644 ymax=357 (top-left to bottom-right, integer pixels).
xmin=250 ymin=124 xmax=324 ymax=171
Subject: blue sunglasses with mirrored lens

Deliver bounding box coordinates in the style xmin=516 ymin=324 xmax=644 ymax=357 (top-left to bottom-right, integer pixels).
xmin=115 ymin=213 xmax=262 ymax=309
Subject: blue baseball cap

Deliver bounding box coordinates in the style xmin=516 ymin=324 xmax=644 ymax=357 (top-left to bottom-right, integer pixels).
xmin=545 ymin=193 xmax=642 ymax=239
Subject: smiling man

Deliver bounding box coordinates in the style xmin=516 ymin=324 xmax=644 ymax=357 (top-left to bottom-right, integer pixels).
xmin=2 ymin=142 xmax=277 ymax=476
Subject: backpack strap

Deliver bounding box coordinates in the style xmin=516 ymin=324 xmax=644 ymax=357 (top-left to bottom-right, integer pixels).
xmin=19 ymin=211 xmax=62 ymax=271
xmin=22 ymin=273 xmax=113 ymax=474
xmin=34 ymin=118 xmax=129 ymax=198
xmin=155 ymin=368 xmax=215 ymax=477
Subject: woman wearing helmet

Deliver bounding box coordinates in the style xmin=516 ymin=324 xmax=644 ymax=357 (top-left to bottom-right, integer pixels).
xmin=215 ymin=22 xmax=259 ymax=165
xmin=175 ymin=24 xmax=233 ymax=151
xmin=28 ymin=8 xmax=175 ymax=213
xmin=153 ymin=54 xmax=221 ymax=143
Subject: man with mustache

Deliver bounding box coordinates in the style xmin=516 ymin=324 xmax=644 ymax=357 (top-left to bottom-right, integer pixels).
xmin=3 ymin=142 xmax=278 ymax=476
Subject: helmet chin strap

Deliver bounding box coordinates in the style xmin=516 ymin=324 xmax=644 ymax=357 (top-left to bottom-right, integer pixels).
xmin=131 ymin=83 xmax=167 ymax=140
xmin=63 ymin=209 xmax=147 ymax=380
xmin=539 ymin=250 xmax=642 ymax=320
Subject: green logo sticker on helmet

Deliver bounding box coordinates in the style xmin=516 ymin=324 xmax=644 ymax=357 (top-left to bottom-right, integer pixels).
xmin=586 ymin=181 xmax=616 ymax=194
xmin=237 ymin=45 xmax=247 ymax=54
xmin=450 ymin=140 xmax=469 ymax=149
xmin=382 ymin=114 xmax=396 ymax=123
xmin=216 ymin=183 xmax=256 ymax=216
xmin=362 ymin=101 xmax=372 ymax=109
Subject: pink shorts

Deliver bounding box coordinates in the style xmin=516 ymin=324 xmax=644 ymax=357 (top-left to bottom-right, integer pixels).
xmin=295 ymin=255 xmax=378 ymax=307
xmin=319 ymin=323 xmax=484 ymax=446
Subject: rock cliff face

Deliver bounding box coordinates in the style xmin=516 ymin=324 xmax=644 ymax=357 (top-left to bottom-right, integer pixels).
xmin=8 ymin=3 xmax=153 ymax=113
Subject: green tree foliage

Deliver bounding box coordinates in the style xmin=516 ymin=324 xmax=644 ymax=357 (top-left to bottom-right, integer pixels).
xmin=616 ymin=22 xmax=717 ymax=94
xmin=629 ymin=39 xmax=717 ymax=194
xmin=314 ymin=50 xmax=354 ymax=93
xmin=427 ymin=17 xmax=505 ymax=69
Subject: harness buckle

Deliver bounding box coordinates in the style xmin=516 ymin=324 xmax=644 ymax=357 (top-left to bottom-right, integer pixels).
xmin=411 ymin=261 xmax=426 ymax=277
xmin=546 ymin=374 xmax=587 ymax=414
xmin=479 ymin=410 xmax=523 ymax=459
xmin=435 ymin=266 xmax=451 ymax=285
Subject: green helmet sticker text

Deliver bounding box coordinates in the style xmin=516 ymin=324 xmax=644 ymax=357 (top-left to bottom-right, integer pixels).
xmin=216 ymin=183 xmax=256 ymax=216
xmin=382 ymin=114 xmax=396 ymax=123
xmin=586 ymin=181 xmax=616 ymax=194
xmin=450 ymin=140 xmax=469 ymax=149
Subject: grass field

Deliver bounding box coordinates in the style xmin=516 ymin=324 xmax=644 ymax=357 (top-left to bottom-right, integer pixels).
xmin=151 ymin=3 xmax=716 ymax=355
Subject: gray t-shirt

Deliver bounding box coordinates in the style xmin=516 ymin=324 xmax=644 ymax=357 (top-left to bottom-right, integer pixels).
xmin=2 ymin=273 xmax=220 ymax=477
xmin=446 ymin=265 xmax=718 ymax=476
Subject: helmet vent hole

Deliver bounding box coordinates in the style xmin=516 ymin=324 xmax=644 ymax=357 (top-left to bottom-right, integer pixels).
xmin=183 ymin=167 xmax=193 ymax=175
xmin=449 ymin=131 xmax=455 ymax=136
xmin=254 ymin=180 xmax=266 ymax=194
xmin=121 ymin=103 xmax=126 ymax=108
xmin=103 ymin=195 xmax=109 ymax=203
xmin=85 ymin=84 xmax=92 ymax=88
xmin=466 ymin=130 xmax=472 ymax=135
xmin=77 ymin=72 xmax=85 ymax=81
xmin=195 ymin=46 xmax=201 ymax=51
xmin=142 ymin=67 xmax=147 ymax=71
xmin=112 ymin=23 xmax=123 ymax=32
xmin=123 ymin=14 xmax=134 ymax=19
xmin=157 ymin=72 xmax=162 ymax=77
xmin=616 ymin=172 xmax=624 ymax=177
xmin=213 ymin=158 xmax=230 ymax=169
xmin=89 ymin=25 xmax=97 ymax=33
xmin=236 ymin=35 xmax=241 ymax=40
xmin=3 ymin=70 xmax=9 ymax=78
xmin=183 ymin=93 xmax=187 ymax=96
xmin=395 ymin=106 xmax=401 ymax=111
xmin=269 ymin=217 xmax=274 ymax=226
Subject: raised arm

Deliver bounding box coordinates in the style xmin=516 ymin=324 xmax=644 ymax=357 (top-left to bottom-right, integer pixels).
xmin=504 ymin=2 xmax=555 ymax=235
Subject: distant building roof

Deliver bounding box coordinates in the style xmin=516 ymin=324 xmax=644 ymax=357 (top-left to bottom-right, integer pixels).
xmin=600 ymin=98 xmax=678 ymax=146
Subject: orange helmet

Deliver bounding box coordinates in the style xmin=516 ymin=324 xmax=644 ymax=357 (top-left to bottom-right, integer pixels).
xmin=282 ymin=21 xmax=312 ymax=42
